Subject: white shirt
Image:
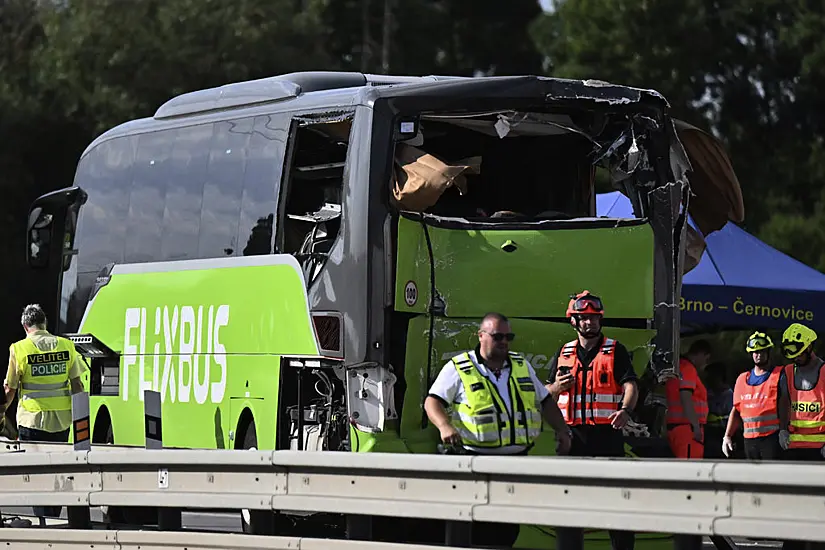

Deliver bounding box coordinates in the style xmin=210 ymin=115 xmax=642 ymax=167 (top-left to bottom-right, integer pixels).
xmin=428 ymin=349 xmax=550 ymax=454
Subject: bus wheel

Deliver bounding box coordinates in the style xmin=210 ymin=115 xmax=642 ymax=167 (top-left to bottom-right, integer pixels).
xmin=239 ymin=420 xmax=295 ymax=536
xmin=240 ymin=423 xmax=257 ymax=532
xmin=94 ymin=413 xmax=113 ymax=520
xmin=99 ymin=422 xmax=157 ymax=527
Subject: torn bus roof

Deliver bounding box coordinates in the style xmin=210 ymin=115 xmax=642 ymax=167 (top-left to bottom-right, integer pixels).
xmin=369 ymin=75 xmax=671 ymax=109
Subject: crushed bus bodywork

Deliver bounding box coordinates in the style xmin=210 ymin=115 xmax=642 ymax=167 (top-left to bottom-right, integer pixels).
xmin=21 ymin=71 xmax=743 ymax=546
xmin=352 ymin=76 xmax=695 ymax=453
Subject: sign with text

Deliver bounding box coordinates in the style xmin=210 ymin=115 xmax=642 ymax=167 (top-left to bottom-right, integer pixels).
xmin=681 ymin=284 xmax=824 ymax=332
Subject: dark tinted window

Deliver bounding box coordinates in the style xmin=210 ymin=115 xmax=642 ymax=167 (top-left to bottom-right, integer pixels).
xmin=73 ymin=114 xmax=289 ymax=269
xmin=124 ymin=130 xmax=176 ymax=263
xmin=73 ymin=136 xmax=135 ymax=274
xmin=239 ymin=114 xmax=288 ymax=255
xmin=198 ymin=119 xmax=251 ymax=258
xmin=64 ymin=136 xmax=136 ymax=331
xmin=161 ymin=123 xmax=214 ymax=261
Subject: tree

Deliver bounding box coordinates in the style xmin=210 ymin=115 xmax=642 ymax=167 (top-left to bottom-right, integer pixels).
xmin=530 ymin=0 xmax=825 ymax=254
xmin=321 ymin=0 xmax=544 ymax=76
xmin=34 ymin=0 xmax=335 ymax=135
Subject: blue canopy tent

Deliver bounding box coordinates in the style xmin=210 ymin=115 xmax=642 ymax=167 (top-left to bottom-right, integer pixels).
xmin=596 ymin=191 xmax=825 ymax=334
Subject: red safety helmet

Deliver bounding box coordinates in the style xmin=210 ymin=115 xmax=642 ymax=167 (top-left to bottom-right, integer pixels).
xmin=566 ymin=291 xmax=604 ymax=317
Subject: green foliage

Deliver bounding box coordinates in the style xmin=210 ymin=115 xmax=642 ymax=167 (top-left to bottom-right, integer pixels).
xmin=32 ymin=0 xmax=334 ymax=134
xmin=321 ymin=0 xmax=544 ymax=75
xmin=531 ymin=0 xmax=825 ymax=238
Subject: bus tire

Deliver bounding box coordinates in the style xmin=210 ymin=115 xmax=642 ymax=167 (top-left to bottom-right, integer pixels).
xmin=99 ymin=420 xmax=157 ymax=527
xmin=238 ymin=418 xmax=295 ymax=536
xmin=240 ymin=420 xmax=258 ymax=533
xmin=239 ymin=418 xmax=272 ymax=535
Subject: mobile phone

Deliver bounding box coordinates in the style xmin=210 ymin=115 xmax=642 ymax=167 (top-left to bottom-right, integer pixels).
xmin=559 ymin=366 xmax=572 ymax=376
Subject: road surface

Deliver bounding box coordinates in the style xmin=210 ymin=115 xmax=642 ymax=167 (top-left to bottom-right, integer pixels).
xmin=0 ymin=507 xmax=783 ymax=548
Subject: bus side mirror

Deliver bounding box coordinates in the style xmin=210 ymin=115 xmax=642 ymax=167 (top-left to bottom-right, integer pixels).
xmin=27 ymin=207 xmax=54 ymax=269
xmin=25 ymin=186 xmax=87 ymax=270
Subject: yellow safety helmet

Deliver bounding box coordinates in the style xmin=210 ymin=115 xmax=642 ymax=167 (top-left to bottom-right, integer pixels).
xmin=781 ymin=323 xmax=818 ymax=359
xmin=745 ymin=331 xmax=773 ymax=353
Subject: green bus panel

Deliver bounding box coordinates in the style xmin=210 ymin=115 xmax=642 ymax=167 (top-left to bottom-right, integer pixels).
xmin=394 ymin=216 xmax=655 ymax=320
xmin=77 ymin=256 xmax=320 ymax=448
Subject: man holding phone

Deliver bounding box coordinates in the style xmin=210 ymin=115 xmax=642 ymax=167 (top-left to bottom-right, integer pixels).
xmin=545 ymin=291 xmax=639 ymax=550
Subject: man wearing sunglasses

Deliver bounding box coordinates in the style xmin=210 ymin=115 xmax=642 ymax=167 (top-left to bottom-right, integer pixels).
xmin=424 ymin=312 xmax=572 ymax=548
xmin=425 ymin=312 xmax=572 ymax=457
xmin=544 ymin=290 xmax=639 ymax=550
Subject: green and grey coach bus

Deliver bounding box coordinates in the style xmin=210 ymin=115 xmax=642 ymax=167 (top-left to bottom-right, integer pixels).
xmin=24 ymin=71 xmax=719 ymax=546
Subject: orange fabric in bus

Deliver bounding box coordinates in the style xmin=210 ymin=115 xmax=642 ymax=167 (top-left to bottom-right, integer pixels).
xmin=674 ymin=119 xmax=745 ymax=236
xmin=392 ymin=143 xmax=481 ymax=212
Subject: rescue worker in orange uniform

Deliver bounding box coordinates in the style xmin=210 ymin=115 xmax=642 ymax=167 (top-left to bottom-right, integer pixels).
xmin=545 ymin=291 xmax=638 ymax=550
xmin=777 ymin=323 xmax=825 ymax=461
xmin=723 ymin=332 xmax=783 ymax=460
xmin=665 ymin=340 xmax=711 ymax=459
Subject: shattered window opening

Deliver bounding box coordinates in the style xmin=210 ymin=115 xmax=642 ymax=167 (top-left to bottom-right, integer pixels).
xmin=280 ymin=113 xmax=352 ymax=287
xmin=388 ymin=107 xmax=664 ymax=225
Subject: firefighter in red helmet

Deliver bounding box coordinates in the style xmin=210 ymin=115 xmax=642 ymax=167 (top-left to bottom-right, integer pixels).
xmin=545 ymin=291 xmax=639 ymax=550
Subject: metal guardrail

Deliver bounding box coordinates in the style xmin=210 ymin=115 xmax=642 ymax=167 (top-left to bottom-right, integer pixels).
xmin=0 ymin=447 xmax=823 ymax=542
xmin=0 ymin=528 xmax=474 ymax=549
xmin=1 ymin=390 xmax=821 ymax=549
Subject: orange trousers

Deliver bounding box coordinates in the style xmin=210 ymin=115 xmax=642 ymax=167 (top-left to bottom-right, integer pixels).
xmin=667 ymin=423 xmax=704 ymax=459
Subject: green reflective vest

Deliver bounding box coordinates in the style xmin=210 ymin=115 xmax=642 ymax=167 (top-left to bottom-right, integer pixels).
xmin=11 ymin=336 xmax=77 ymax=414
xmin=449 ymin=351 xmax=543 ymax=448
xmin=707 ymin=412 xmax=729 ymax=427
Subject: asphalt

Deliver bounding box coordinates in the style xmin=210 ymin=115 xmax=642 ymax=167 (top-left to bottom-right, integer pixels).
xmin=0 ymin=507 xmax=784 ymax=548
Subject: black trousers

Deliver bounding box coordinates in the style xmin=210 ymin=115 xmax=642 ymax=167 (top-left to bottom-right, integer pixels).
xmin=743 ymin=432 xmax=783 ymax=461
xmin=703 ymin=425 xmax=726 ymax=459
xmin=18 ymin=426 xmax=70 ymax=518
xmin=555 ymin=426 xmax=635 ymax=550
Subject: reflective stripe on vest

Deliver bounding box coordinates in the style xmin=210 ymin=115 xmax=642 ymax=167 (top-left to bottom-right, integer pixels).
xmin=733 ymin=367 xmax=781 ymax=439
xmin=11 ymin=337 xmax=75 ymax=414
xmin=786 ymin=363 xmax=825 ymax=449
xmin=556 ymin=338 xmax=623 ymax=426
xmin=449 ymin=351 xmax=542 ymax=448
xmin=707 ymin=413 xmax=729 ymax=427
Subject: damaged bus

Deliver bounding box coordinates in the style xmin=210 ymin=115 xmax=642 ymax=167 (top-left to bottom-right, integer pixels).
xmin=23 ymin=72 xmax=739 ymax=546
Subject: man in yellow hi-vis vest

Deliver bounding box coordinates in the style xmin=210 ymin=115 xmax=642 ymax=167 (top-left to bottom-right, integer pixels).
xmin=424 ymin=312 xmax=571 ymax=548
xmin=2 ymin=304 xmax=88 ymax=522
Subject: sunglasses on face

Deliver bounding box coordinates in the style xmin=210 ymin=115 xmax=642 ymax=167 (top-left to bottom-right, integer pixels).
xmin=486 ymin=331 xmax=515 ymax=342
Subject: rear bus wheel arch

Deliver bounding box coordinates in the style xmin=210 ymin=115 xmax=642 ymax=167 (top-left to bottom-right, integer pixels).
xmin=235 ymin=408 xmax=256 ymax=450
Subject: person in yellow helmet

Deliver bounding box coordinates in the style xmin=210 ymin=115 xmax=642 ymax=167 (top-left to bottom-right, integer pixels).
xmin=777 ymin=323 xmax=825 ymax=461
xmin=723 ymin=332 xmax=783 ymax=460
